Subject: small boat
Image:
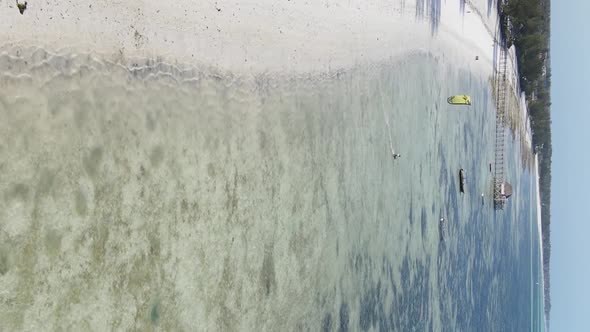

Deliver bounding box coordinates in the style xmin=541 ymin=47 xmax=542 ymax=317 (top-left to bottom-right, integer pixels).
xmin=439 ymin=218 xmax=448 ymax=242
xmin=459 ymin=169 xmax=466 ymax=193
xmin=447 ymin=95 xmax=471 ymax=105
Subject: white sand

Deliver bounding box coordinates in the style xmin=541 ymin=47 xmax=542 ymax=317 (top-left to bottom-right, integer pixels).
xmin=1 ymin=0 xmax=497 ymax=78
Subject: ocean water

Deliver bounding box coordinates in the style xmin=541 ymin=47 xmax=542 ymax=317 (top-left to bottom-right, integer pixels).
xmin=0 ymin=41 xmax=540 ymax=332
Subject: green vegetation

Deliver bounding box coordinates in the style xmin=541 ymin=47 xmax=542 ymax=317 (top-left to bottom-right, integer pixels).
xmin=501 ymin=0 xmax=551 ymax=319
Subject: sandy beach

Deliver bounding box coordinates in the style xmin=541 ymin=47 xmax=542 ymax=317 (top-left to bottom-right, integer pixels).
xmin=1 ymin=0 xmax=498 ymax=77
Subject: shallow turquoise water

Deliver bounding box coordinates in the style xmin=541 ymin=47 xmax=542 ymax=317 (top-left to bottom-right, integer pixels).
xmin=0 ymin=46 xmax=540 ymax=330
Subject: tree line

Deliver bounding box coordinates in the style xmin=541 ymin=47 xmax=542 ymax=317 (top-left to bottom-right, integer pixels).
xmin=501 ymin=0 xmax=552 ymax=319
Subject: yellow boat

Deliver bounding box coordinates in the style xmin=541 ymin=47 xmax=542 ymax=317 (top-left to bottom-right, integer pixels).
xmin=447 ymin=95 xmax=471 ymax=105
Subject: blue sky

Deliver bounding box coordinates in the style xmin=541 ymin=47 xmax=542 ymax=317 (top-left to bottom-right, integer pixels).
xmin=550 ymin=0 xmax=590 ymax=331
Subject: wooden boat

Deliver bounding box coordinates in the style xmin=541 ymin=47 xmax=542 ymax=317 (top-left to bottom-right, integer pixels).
xmin=439 ymin=218 xmax=447 ymax=242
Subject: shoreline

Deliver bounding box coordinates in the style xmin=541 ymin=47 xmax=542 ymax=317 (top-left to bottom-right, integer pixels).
xmin=535 ymin=154 xmax=544 ymax=282
xmin=1 ymin=1 xmax=496 ymax=79
xmin=535 ymin=153 xmax=547 ymax=330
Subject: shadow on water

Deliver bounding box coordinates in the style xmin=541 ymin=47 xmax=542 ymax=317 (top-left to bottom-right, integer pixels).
xmin=437 ymin=141 xmax=448 ymax=187
xmin=488 ymin=0 xmax=494 ymax=17
xmin=420 ymin=207 xmax=428 ymax=241
xmin=436 ymin=199 xmax=493 ymax=329
xmin=408 ymin=196 xmax=414 ymax=226
xmin=339 ymin=303 xmax=350 ymax=332
xmin=356 ymin=256 xmax=431 ymax=331
xmin=415 ymin=0 xmax=442 ymax=34
xmin=322 ymin=312 xmax=333 ymax=332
